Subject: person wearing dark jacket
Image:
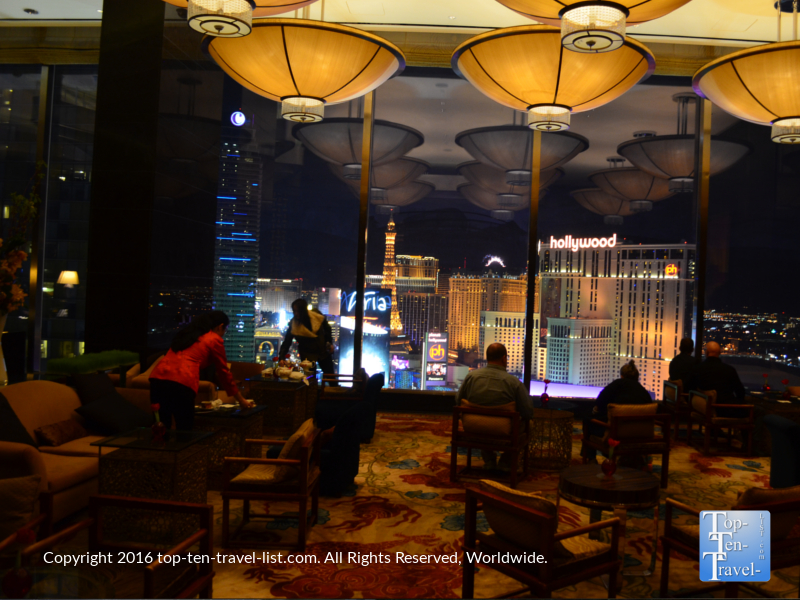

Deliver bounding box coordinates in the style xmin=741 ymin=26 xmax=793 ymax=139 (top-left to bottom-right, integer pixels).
xmin=279 ymin=298 xmax=335 ymax=374
xmin=669 ymin=337 xmax=698 ymax=390
xmin=582 ymin=360 xmax=652 ymax=461
xmin=694 ymin=341 xmax=748 ymax=418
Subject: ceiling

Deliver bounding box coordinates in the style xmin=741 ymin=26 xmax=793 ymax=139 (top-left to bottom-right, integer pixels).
xmin=0 ymin=0 xmax=788 ymax=47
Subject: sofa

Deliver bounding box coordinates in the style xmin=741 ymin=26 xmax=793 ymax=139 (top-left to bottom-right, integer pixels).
xmin=0 ymin=380 xmax=151 ymax=534
xmin=109 ymin=356 xmax=218 ymax=404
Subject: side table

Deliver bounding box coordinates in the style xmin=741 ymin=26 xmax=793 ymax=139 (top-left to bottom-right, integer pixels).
xmin=91 ymin=428 xmax=213 ymax=545
xmin=193 ymin=405 xmax=267 ymax=490
xmin=558 ymin=464 xmax=661 ymax=580
xmin=247 ymin=377 xmax=313 ymax=436
xmin=528 ymin=408 xmax=574 ymax=471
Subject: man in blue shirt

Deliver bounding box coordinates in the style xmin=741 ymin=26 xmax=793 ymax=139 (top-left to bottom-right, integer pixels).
xmin=456 ymin=343 xmax=533 ymax=470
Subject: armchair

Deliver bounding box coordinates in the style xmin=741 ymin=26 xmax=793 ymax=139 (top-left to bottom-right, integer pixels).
xmin=17 ymin=495 xmax=214 ymax=599
xmin=581 ymin=403 xmax=671 ymax=488
xmin=450 ymin=401 xmax=529 ymax=489
xmin=660 ymin=485 xmax=800 ymax=598
xmin=662 ymin=379 xmax=690 ymax=442
xmin=222 ymin=419 xmax=321 ymax=551
xmin=315 ymin=373 xmax=384 ymax=442
xmin=463 ymin=481 xmax=621 ymax=599
xmin=687 ymin=389 xmax=754 ymax=456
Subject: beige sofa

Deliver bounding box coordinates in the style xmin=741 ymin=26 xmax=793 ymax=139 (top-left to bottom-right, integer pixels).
xmin=109 ymin=357 xmax=217 ymax=404
xmin=0 ymin=380 xmax=151 ymax=534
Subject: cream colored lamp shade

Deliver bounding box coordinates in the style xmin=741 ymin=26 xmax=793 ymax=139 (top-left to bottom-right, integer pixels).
xmin=164 ymin=1 xmax=320 ymax=37
xmin=493 ymin=1 xmax=691 ymax=53
xmin=693 ymin=41 xmax=800 ymax=144
xmin=589 ymin=166 xmax=674 ymax=212
xmin=294 ymin=118 xmax=423 ymax=178
xmin=459 ymin=184 xmax=547 ymax=222
xmin=617 ymin=135 xmax=751 ymax=193
xmin=346 ymin=180 xmax=434 ymax=214
xmin=458 ymin=161 xmax=563 ymax=196
xmin=456 ymin=126 xmax=588 ymax=185
xmin=57 ymin=271 xmax=80 ymax=287
xmin=571 ymin=188 xmax=635 ymax=225
xmin=205 ymin=20 xmax=405 ymax=122
xmin=452 ymin=25 xmax=654 ymax=130
xmin=331 ymin=157 xmax=429 ymax=189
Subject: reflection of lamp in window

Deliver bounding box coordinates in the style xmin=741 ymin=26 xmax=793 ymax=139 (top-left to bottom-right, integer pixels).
xmin=57 ymin=271 xmax=79 ymax=288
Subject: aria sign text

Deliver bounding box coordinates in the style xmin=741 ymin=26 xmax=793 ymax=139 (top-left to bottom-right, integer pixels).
xmin=549 ymin=234 xmax=617 ymax=252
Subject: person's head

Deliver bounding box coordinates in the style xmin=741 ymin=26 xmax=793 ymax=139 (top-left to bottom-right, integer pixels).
xmin=170 ymin=311 xmax=229 ymax=352
xmin=207 ymin=310 xmax=230 ymax=337
xmin=705 ymin=341 xmax=721 ymax=358
xmin=620 ymin=360 xmax=639 ymax=381
xmin=486 ymin=343 xmax=508 ymax=369
xmin=679 ymin=338 xmax=694 ymax=354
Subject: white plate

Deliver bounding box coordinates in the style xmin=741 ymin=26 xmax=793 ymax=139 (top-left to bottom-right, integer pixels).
xmin=220 ymin=404 xmax=236 ymax=408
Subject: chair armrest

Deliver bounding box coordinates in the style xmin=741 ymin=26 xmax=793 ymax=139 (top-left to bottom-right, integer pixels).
xmin=22 ymin=518 xmax=94 ymax=561
xmin=245 ymin=439 xmax=287 ymax=446
xmin=665 ymin=497 xmax=700 ymax=518
xmin=145 ymin=528 xmax=211 ymax=597
xmin=222 ymin=457 xmax=301 ymax=467
xmin=553 ymin=517 xmax=620 ymax=541
xmin=0 ymin=442 xmax=47 ymax=488
xmin=0 ymin=514 xmax=48 ymax=553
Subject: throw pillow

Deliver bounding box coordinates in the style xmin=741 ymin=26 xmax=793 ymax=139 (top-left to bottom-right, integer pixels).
xmin=0 ymin=393 xmax=37 ymax=447
xmin=71 ymin=373 xmax=118 ymax=406
xmin=34 ymin=419 xmax=88 ymax=447
xmin=75 ymin=391 xmax=153 ymax=435
xmin=0 ymin=475 xmax=41 ymax=541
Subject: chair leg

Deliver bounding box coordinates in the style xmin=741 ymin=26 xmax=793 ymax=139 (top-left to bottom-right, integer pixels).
xmin=673 ymin=413 xmax=680 ymax=444
xmin=462 ymin=555 xmax=475 ymax=599
xmin=660 ymin=539 xmax=671 ymax=597
xmin=661 ymin=449 xmax=670 ymax=489
xmin=704 ymin=423 xmax=712 ymax=455
xmin=450 ymin=440 xmax=459 ymax=483
xmin=222 ymin=496 xmax=230 ymax=548
xmin=607 ymin=563 xmax=618 ymax=599
xmin=311 ymin=481 xmax=320 ymax=526
xmin=298 ymin=497 xmax=308 ymax=552
xmin=747 ymin=428 xmax=754 ymax=457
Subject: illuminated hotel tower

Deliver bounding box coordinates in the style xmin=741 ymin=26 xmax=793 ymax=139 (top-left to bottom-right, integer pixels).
xmin=213 ymin=122 xmax=262 ymax=361
xmin=382 ymin=215 xmax=403 ymax=335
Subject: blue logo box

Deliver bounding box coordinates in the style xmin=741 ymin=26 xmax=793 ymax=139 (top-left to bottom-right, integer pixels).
xmin=699 ymin=510 xmax=770 ymax=582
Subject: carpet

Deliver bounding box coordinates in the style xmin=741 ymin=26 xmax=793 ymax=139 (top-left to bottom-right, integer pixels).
xmin=43 ymin=413 xmax=798 ymax=599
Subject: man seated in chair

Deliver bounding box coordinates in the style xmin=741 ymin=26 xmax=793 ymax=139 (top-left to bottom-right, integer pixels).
xmin=582 ymin=359 xmax=652 ymax=465
xmin=695 ymin=341 xmax=748 ymax=418
xmin=669 ymin=337 xmax=698 ymax=391
xmin=455 ymin=343 xmax=533 ymax=471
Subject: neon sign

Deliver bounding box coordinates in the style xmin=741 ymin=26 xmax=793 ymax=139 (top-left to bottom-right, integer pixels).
xmin=484 ymin=255 xmax=506 ymax=268
xmin=428 ymin=344 xmax=446 ymax=362
xmin=549 ymin=234 xmax=617 ymax=252
xmin=340 ymin=290 xmax=390 ymax=314
xmin=665 ymin=264 xmax=679 ymax=276
xmin=231 ymin=111 xmax=246 ymax=126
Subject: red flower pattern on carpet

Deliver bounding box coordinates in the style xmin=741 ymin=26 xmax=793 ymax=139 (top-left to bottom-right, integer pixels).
xmin=330 ymin=496 xmax=422 ymax=532
xmin=689 ymin=453 xmax=731 ymax=477
xmin=376 ymin=416 xmax=451 ymax=438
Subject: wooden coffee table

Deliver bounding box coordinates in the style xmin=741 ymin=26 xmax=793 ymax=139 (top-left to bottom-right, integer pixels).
xmin=558 ymin=464 xmax=661 ymax=578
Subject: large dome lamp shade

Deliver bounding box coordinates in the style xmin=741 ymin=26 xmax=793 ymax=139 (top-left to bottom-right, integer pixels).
xmin=345 ymin=180 xmax=434 ymax=214
xmin=589 ymin=166 xmax=674 ymax=212
xmin=458 ymin=161 xmax=563 ymax=194
xmin=571 ymin=187 xmax=635 ymax=225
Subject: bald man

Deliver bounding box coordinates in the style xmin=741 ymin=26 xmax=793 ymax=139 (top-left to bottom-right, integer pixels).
xmin=694 ymin=341 xmax=747 ymax=418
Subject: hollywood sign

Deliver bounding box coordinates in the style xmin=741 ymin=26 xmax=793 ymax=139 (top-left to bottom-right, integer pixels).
xmin=549 ymin=234 xmax=617 ymax=252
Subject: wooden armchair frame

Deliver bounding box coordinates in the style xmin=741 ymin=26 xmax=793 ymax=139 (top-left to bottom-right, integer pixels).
xmin=450 ymin=405 xmax=529 ymax=489
xmin=221 ymin=428 xmax=321 ymax=552
xmin=582 ymin=412 xmax=671 ymax=488
xmin=661 ymin=495 xmax=800 ymax=598
xmin=687 ymin=390 xmax=754 ymax=456
xmin=463 ymin=488 xmax=622 ymax=599
xmin=662 ymin=380 xmax=691 ymax=443
xmin=19 ymin=495 xmax=214 ymax=599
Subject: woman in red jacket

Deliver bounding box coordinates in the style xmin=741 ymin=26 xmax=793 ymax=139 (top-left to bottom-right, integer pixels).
xmin=150 ymin=311 xmax=253 ymax=430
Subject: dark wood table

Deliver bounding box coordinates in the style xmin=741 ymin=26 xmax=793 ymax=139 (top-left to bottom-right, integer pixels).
xmin=193 ymin=404 xmax=267 ymax=490
xmin=246 ymin=376 xmax=316 ymax=436
xmin=557 ymin=464 xmax=661 ymax=579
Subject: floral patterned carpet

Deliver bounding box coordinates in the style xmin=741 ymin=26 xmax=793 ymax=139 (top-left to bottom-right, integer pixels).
xmin=207 ymin=413 xmax=796 ymax=599
xmin=41 ymin=413 xmax=797 ymax=599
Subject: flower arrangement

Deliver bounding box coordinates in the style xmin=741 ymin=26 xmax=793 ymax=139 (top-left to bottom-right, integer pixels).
xmin=151 ymin=403 xmax=166 ymax=442
xmin=761 ymin=373 xmax=771 ymax=392
xmin=541 ymin=379 xmax=551 ymax=407
xmin=601 ymin=438 xmax=621 ymax=477
xmin=0 ymin=162 xmax=44 ymax=317
xmin=782 ymin=378 xmax=791 ymax=399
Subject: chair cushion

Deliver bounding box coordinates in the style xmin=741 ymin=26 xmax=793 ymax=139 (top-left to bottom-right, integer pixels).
xmin=234 ymin=419 xmax=315 ymax=486
xmin=71 ymin=374 xmax=118 ymax=406
xmin=691 ymin=389 xmax=716 ymax=416
xmin=736 ymin=485 xmax=800 ymax=541
xmin=74 ymin=392 xmax=153 ymax=435
xmin=461 ymin=400 xmax=516 ymax=437
xmin=607 ymin=403 xmax=658 ymax=439
xmin=35 ymin=419 xmax=88 ymax=447
xmin=558 ymin=536 xmax=611 ymax=561
xmin=39 ymin=453 xmax=99 ymax=493
xmin=0 ymin=475 xmax=41 ymax=540
xmin=663 ymin=380 xmax=683 ymax=404
xmin=231 ymin=463 xmax=297 ymax=486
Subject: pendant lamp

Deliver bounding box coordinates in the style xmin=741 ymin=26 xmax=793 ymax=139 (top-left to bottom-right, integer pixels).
xmin=205 ymin=20 xmax=405 ymax=122
xmin=458 ymin=161 xmax=563 ymax=200
xmin=294 ymin=118 xmax=423 ymax=179
xmin=164 ymin=1 xmax=320 ymax=36
xmin=330 ymin=157 xmax=429 ymax=189
xmin=693 ymin=1 xmax=800 ymax=144
xmin=456 ymin=126 xmax=587 ymax=185
xmin=589 ymin=159 xmax=674 ymax=212
xmin=572 ymin=188 xmax=635 ymax=224
xmin=459 ymin=183 xmax=547 ymax=221
xmin=616 ymin=94 xmax=750 ymax=193
xmin=452 ymin=25 xmax=654 ymax=130
xmin=345 ymin=180 xmax=434 ymax=214
xmin=493 ymin=0 xmax=692 ymax=53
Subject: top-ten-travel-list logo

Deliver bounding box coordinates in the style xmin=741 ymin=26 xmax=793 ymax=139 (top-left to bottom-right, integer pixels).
xmin=699 ymin=510 xmax=770 ymax=582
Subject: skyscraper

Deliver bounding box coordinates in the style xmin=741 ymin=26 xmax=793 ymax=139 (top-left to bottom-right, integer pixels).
xmin=213 ymin=123 xmax=262 ymax=362
xmin=397 ymin=292 xmax=449 ymax=348
xmin=382 ymin=215 xmax=403 ymax=335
